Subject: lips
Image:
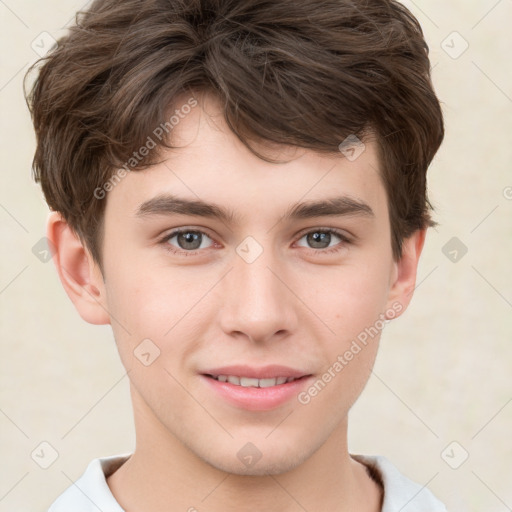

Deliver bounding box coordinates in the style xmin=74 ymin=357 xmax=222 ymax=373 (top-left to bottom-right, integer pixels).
xmin=201 ymin=364 xmax=309 ymax=381
xmin=200 ymin=365 xmax=313 ymax=410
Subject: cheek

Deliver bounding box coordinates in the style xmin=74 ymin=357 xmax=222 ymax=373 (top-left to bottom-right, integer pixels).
xmin=297 ymin=267 xmax=390 ymax=412
xmin=307 ymin=260 xmax=392 ymax=337
xmin=103 ymin=261 xmax=213 ymax=367
xmin=105 ymin=256 xmax=185 ymax=326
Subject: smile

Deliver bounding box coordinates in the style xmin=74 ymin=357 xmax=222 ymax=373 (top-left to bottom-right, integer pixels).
xmin=207 ymin=375 xmax=299 ymax=387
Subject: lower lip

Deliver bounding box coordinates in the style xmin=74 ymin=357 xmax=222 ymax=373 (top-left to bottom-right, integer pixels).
xmin=200 ymin=375 xmax=312 ymax=411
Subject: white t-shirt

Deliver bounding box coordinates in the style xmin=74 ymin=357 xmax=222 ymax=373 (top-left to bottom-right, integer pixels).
xmin=47 ymin=453 xmax=447 ymax=511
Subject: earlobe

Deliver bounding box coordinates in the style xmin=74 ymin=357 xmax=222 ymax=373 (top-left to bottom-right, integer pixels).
xmin=385 ymin=229 xmax=426 ymax=318
xmin=47 ymin=211 xmax=110 ymax=325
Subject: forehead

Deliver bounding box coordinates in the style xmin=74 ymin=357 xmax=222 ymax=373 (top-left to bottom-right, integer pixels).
xmin=104 ymin=95 xmax=388 ymax=225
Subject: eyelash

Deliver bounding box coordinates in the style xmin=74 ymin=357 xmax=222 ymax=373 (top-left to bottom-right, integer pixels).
xmin=158 ymin=227 xmax=352 ymax=257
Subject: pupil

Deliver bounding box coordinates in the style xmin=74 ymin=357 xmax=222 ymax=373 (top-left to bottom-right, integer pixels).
xmin=179 ymin=231 xmax=201 ymax=249
xmin=308 ymin=232 xmax=330 ymax=248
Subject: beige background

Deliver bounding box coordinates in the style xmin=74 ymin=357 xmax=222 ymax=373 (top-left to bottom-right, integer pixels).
xmin=1 ymin=1 xmax=511 ymax=510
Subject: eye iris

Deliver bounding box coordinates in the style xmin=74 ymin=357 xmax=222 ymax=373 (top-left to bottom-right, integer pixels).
xmin=307 ymin=231 xmax=331 ymax=249
xmin=178 ymin=231 xmax=202 ymax=250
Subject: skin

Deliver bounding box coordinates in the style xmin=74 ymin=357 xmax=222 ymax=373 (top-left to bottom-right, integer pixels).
xmin=48 ymin=92 xmax=425 ymax=512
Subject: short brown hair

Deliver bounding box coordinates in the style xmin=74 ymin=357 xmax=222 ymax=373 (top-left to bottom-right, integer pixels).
xmin=25 ymin=0 xmax=444 ymax=265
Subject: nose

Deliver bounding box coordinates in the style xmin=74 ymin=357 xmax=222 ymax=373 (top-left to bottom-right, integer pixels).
xmin=218 ymin=244 xmax=298 ymax=344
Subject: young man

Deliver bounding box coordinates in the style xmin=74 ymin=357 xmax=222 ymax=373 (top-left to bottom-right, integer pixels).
xmin=26 ymin=0 xmax=446 ymax=510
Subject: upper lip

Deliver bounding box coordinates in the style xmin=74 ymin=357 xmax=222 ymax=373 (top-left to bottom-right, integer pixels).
xmin=201 ymin=365 xmax=310 ymax=379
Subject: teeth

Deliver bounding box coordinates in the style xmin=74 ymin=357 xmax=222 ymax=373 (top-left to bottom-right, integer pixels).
xmin=240 ymin=377 xmax=260 ymax=387
xmin=213 ymin=375 xmax=298 ymax=387
xmin=259 ymin=378 xmax=278 ymax=388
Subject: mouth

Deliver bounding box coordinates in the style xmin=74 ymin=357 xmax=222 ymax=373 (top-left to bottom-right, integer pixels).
xmin=199 ymin=365 xmax=313 ymax=411
xmin=204 ymin=374 xmax=303 ymax=388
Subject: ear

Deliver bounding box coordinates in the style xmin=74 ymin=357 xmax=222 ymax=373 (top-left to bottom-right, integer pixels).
xmin=385 ymin=229 xmax=426 ymax=319
xmin=47 ymin=211 xmax=110 ymax=325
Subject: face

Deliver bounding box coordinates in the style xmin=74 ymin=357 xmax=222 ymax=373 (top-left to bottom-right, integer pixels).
xmin=89 ymin=93 xmax=411 ymax=475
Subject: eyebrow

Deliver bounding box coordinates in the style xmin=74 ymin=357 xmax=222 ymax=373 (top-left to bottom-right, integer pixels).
xmin=136 ymin=193 xmax=374 ymax=224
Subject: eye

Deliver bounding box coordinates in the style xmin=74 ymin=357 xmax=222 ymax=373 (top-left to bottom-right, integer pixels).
xmin=161 ymin=229 xmax=215 ymax=255
xmin=159 ymin=227 xmax=351 ymax=257
xmin=295 ymin=228 xmax=350 ymax=254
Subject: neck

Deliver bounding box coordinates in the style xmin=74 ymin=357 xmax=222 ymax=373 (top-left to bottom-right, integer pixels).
xmin=107 ymin=388 xmax=382 ymax=512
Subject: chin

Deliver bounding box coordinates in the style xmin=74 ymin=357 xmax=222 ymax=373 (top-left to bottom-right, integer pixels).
xmin=199 ymin=442 xmax=314 ymax=477
xmin=208 ymin=457 xmax=302 ymax=477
